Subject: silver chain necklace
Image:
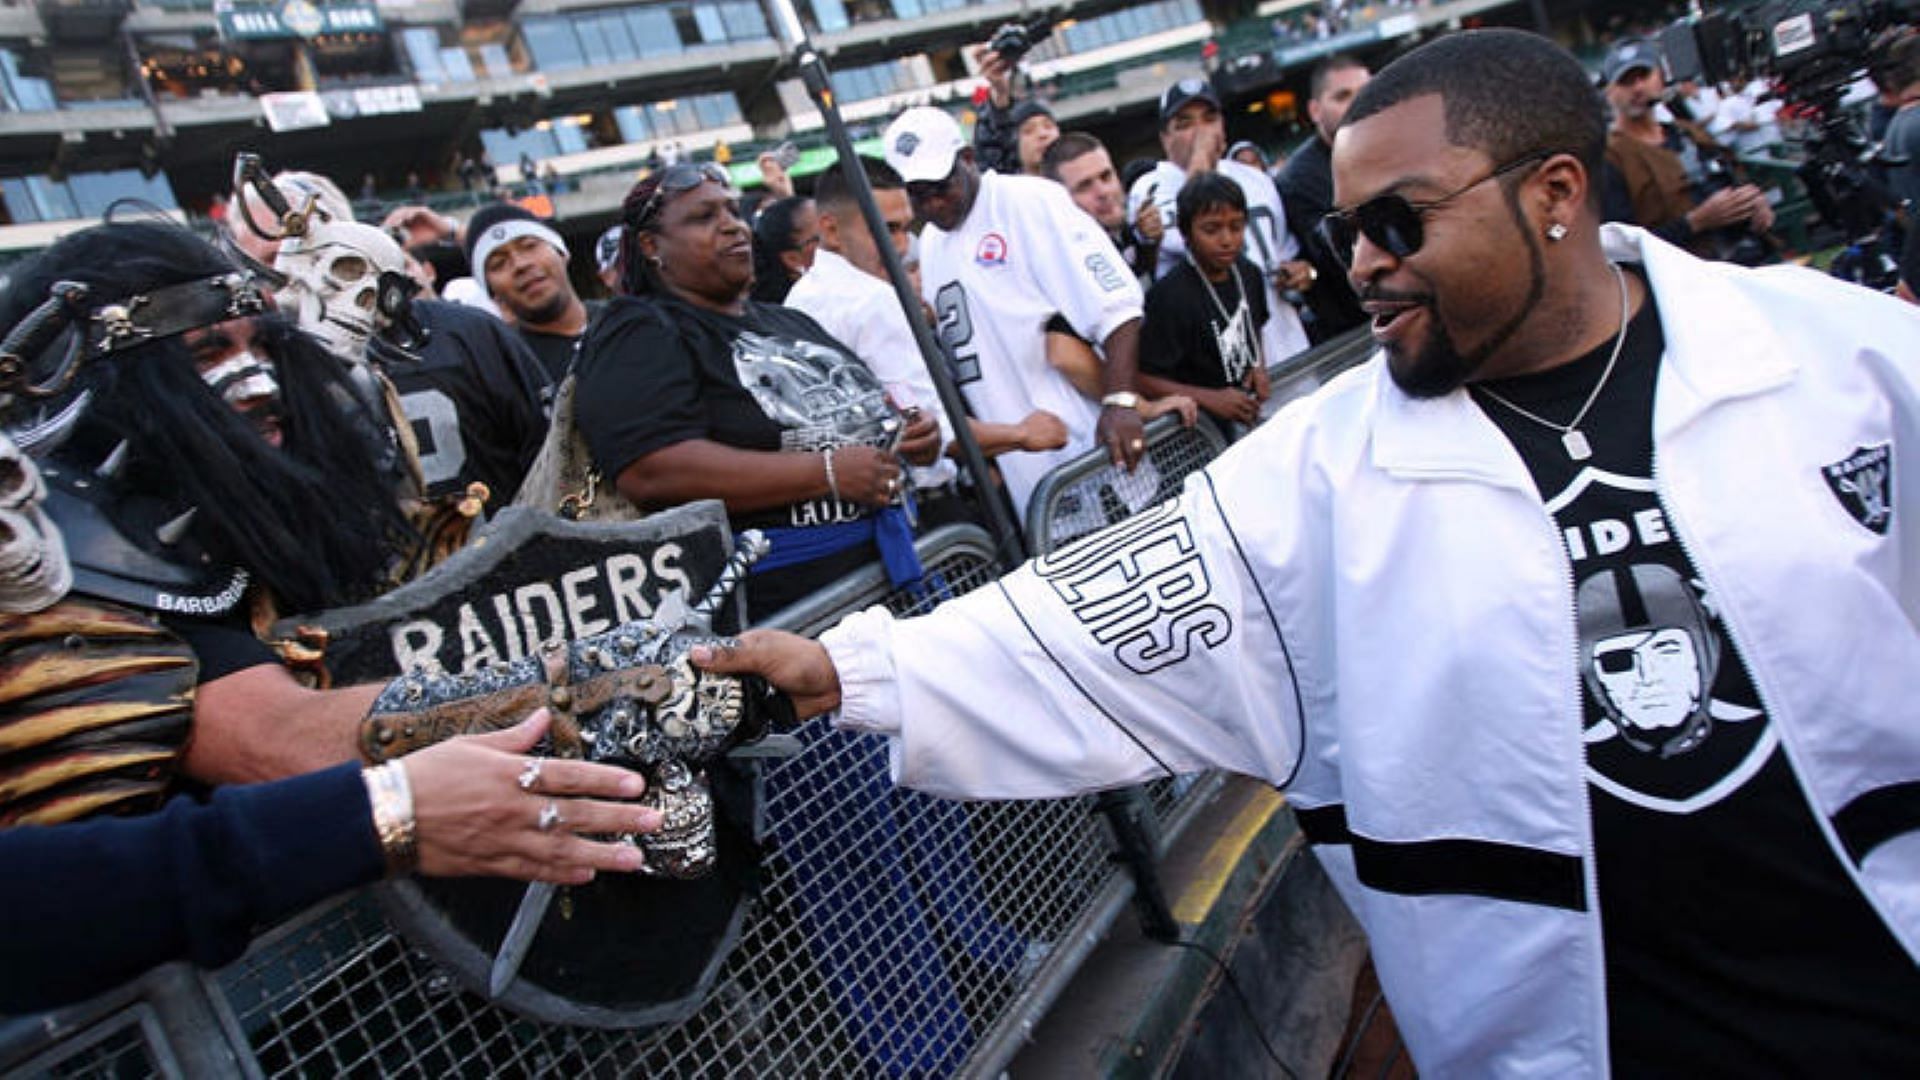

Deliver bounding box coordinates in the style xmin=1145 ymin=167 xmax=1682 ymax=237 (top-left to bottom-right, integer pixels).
xmin=1187 ymin=253 xmax=1257 ymax=385
xmin=1476 ymin=263 xmax=1629 ymax=462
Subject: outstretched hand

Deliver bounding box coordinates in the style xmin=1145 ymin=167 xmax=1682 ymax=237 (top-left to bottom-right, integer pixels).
xmin=404 ymin=709 xmax=659 ymax=884
xmin=692 ymin=631 xmax=842 ymax=720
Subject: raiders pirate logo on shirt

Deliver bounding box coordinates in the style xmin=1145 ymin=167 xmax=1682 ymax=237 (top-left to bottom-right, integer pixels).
xmin=731 ymin=330 xmax=896 ymax=528
xmin=1821 ymin=442 xmax=1892 ymax=535
xmin=1551 ymin=467 xmax=1775 ymax=814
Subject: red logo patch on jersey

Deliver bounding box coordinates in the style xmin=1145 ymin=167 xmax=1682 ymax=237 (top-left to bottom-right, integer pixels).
xmin=975 ymin=233 xmax=1008 ymax=266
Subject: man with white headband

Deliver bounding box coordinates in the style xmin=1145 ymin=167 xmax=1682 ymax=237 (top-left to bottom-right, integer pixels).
xmin=466 ymin=203 xmax=596 ymax=385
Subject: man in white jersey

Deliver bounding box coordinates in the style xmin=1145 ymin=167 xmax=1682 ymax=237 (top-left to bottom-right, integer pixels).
xmin=1128 ymin=78 xmax=1314 ymax=367
xmin=884 ymin=106 xmax=1147 ymax=522
xmin=787 ymin=157 xmax=1080 ymax=513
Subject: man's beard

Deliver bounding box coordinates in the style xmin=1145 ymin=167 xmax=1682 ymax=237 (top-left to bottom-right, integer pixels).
xmin=1383 ymin=199 xmax=1547 ymax=398
xmin=516 ymin=291 xmax=572 ymax=328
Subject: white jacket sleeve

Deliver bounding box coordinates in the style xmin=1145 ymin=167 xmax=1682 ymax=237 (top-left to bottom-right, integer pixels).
xmin=821 ymin=470 xmax=1306 ymax=801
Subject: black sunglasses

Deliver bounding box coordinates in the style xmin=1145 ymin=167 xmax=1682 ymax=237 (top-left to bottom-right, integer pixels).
xmin=1316 ymin=151 xmax=1554 ymax=268
xmin=635 ymin=161 xmax=734 ymax=227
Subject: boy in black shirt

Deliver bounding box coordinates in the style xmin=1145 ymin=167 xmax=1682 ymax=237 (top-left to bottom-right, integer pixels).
xmin=1137 ymin=172 xmax=1272 ymax=441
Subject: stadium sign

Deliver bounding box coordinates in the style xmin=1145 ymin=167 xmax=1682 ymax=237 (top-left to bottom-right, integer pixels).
xmin=221 ymin=1 xmax=384 ymax=40
xmin=259 ymin=91 xmax=330 ymax=132
xmin=320 ymin=84 xmax=424 ymax=120
xmin=276 ymin=503 xmax=732 ymax=683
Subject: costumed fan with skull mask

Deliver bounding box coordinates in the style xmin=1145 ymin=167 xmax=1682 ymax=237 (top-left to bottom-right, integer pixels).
xmin=228 ymin=156 xmax=553 ymax=582
xmin=0 ymin=217 xmax=414 ymax=795
xmin=0 ymin=215 xmax=796 ymax=1022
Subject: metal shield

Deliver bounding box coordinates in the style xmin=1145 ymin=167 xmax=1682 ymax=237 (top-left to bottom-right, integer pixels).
xmin=272 ymin=501 xmax=763 ymax=1029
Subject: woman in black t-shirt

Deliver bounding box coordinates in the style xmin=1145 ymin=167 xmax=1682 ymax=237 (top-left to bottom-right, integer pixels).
xmin=574 ymin=165 xmax=942 ymax=619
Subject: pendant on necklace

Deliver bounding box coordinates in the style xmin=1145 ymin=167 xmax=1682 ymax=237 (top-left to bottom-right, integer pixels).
xmin=1562 ymin=430 xmax=1593 ymax=461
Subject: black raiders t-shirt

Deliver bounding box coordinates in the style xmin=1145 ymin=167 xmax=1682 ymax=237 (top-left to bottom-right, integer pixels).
xmin=573 ymin=294 xmax=899 ymax=612
xmin=380 ymin=300 xmax=550 ymax=502
xmin=1139 ymin=255 xmax=1270 ymax=392
xmin=1471 ymin=270 xmax=1920 ymax=1073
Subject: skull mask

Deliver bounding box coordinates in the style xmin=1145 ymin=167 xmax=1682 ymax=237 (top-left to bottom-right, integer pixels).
xmin=0 ymin=430 xmax=71 ymax=613
xmin=273 ymin=221 xmax=406 ymax=364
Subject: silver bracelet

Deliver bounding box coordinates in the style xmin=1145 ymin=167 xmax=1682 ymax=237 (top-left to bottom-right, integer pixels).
xmin=822 ymin=448 xmax=840 ymax=502
xmin=362 ymin=761 xmax=418 ymax=876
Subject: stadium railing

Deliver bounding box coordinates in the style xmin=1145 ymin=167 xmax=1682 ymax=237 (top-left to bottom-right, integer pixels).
xmin=1024 ymin=325 xmax=1376 ymax=552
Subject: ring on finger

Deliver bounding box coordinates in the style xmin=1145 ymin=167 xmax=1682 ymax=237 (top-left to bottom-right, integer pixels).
xmin=517 ymin=758 xmax=543 ymax=792
xmin=537 ymin=800 xmax=564 ymax=832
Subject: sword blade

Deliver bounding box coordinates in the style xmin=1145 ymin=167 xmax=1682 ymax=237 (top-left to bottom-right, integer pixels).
xmin=488 ymin=880 xmax=556 ymax=997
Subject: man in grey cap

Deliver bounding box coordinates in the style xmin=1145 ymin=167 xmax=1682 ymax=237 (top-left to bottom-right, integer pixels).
xmin=1602 ymin=37 xmax=1774 ymax=258
xmin=1128 ymin=77 xmax=1314 ymax=366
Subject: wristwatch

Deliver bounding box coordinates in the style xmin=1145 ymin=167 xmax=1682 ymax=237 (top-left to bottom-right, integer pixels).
xmin=1101 ymin=392 xmax=1142 ymax=410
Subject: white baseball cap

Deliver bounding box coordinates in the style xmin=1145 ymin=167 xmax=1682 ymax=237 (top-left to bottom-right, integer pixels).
xmin=883 ymin=107 xmax=967 ymax=184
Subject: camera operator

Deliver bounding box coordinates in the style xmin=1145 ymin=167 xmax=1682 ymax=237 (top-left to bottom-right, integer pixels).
xmin=971 ymin=29 xmax=1059 ymax=177
xmin=1880 ymin=34 xmax=1920 ymax=210
xmin=1602 ymin=39 xmax=1777 ymax=262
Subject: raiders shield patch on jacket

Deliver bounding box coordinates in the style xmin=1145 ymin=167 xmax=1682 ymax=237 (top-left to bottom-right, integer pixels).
xmin=1822 ymin=443 xmax=1893 ymax=535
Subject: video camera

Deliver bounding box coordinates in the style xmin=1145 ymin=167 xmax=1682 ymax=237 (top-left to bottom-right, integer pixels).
xmin=1661 ymin=0 xmax=1919 ymax=288
xmin=989 ymin=15 xmax=1057 ymax=65
xmin=1661 ymin=0 xmax=1917 ymax=105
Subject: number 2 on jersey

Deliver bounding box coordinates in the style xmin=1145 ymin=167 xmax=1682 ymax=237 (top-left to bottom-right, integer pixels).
xmin=934 ymin=282 xmax=981 ymax=386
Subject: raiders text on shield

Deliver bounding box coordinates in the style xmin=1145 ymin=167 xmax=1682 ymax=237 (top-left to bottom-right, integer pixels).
xmin=1821 ymin=442 xmax=1893 ymax=536
xmin=275 ymin=504 xmax=730 ymax=683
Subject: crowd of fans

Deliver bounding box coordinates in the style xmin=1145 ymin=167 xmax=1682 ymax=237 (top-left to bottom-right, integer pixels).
xmin=0 ymin=19 xmax=1917 ymax=1065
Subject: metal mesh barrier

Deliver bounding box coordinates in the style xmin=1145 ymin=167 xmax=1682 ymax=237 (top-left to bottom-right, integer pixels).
xmin=176 ymin=523 xmax=1118 ymax=1078
xmin=756 ymin=523 xmax=1004 ymax=637
xmin=1023 ymin=415 xmax=1228 ymax=553
xmin=4 ymin=1005 xmax=168 ymax=1079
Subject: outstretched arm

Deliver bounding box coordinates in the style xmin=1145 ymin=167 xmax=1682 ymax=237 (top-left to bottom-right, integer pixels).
xmin=696 ymin=473 xmax=1308 ymax=801
xmin=4 ymin=710 xmax=657 ymax=1013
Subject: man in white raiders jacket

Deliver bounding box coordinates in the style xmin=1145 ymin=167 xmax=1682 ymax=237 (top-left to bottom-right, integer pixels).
xmin=697 ymin=30 xmax=1920 ymax=1076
